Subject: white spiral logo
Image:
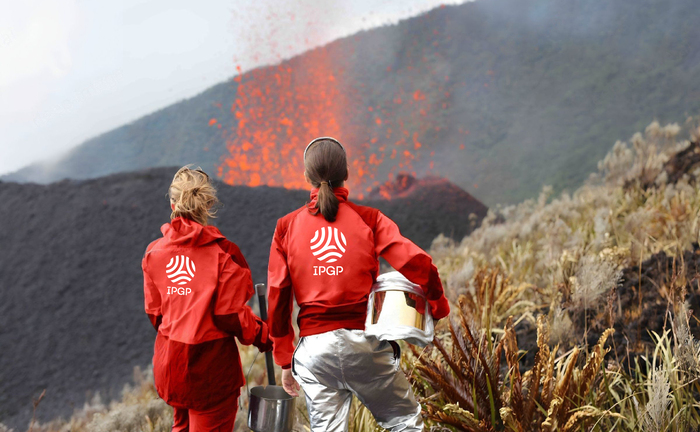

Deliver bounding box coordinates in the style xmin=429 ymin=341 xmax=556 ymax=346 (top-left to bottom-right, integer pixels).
xmin=310 ymin=226 xmax=347 ymax=263
xmin=166 ymin=255 xmax=196 ymax=285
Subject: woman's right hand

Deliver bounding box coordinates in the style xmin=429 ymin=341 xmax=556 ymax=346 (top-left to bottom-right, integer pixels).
xmin=254 ymin=325 xmax=273 ymax=352
xmin=281 ymin=368 xmax=300 ymax=397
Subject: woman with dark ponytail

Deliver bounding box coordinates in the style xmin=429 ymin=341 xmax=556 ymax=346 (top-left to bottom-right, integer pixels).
xmin=303 ymin=137 xmax=347 ymax=221
xmin=267 ymin=138 xmax=450 ymax=431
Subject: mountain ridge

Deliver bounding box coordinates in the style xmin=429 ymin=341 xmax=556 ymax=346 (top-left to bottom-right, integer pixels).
xmin=4 ymin=0 xmax=700 ymax=206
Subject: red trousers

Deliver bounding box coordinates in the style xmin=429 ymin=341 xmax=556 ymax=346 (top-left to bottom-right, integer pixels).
xmin=171 ymin=390 xmax=240 ymax=432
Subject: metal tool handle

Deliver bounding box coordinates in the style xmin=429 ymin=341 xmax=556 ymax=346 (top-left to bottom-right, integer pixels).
xmin=255 ymin=283 xmax=277 ymax=386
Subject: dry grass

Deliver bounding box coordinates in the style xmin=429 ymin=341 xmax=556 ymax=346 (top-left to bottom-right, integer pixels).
xmin=3 ymin=343 xmax=371 ymax=432
xmin=408 ymin=287 xmax=619 ymax=432
xmin=10 ymin=120 xmax=700 ymax=432
xmin=411 ymin=120 xmax=700 ymax=431
xmin=6 ymin=367 xmax=174 ymax=432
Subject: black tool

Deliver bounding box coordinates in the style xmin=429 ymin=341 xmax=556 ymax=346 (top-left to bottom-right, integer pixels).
xmin=255 ymin=283 xmax=276 ymax=386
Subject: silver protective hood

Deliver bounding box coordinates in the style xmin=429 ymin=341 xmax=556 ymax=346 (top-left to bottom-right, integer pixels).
xmin=364 ymin=271 xmax=434 ymax=347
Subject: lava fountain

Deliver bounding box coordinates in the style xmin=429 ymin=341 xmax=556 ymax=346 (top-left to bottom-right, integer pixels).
xmin=215 ymin=8 xmax=468 ymax=199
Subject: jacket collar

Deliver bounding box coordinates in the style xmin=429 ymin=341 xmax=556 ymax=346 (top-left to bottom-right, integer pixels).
xmin=308 ymin=187 xmax=349 ymax=208
xmin=161 ymin=217 xmax=225 ymax=246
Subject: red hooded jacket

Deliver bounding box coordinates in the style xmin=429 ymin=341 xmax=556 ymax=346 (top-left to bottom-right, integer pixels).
xmin=267 ymin=188 xmax=450 ymax=369
xmin=142 ymin=217 xmax=270 ymax=410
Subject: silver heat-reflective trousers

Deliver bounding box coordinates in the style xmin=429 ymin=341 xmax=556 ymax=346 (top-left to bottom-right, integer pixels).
xmin=292 ymin=328 xmax=424 ymax=432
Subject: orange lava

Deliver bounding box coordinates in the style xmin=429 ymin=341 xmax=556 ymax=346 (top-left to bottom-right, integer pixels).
xmin=215 ymin=11 xmax=459 ymax=198
xmin=217 ymin=47 xmax=349 ymax=190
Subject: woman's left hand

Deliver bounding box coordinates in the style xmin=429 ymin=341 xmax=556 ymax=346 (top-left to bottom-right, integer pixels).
xmin=281 ymin=368 xmax=300 ymax=397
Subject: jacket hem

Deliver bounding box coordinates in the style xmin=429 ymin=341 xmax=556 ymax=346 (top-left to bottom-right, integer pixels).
xmin=298 ymin=319 xmax=365 ymax=337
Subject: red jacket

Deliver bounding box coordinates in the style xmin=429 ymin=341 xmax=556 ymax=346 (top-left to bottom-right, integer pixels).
xmin=142 ymin=217 xmax=270 ymax=410
xmin=267 ymin=188 xmax=450 ymax=369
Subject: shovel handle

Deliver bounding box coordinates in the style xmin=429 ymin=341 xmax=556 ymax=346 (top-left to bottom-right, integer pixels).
xmin=255 ymin=283 xmax=277 ymax=386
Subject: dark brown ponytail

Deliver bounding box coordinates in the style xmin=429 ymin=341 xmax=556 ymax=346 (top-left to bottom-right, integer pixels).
xmin=305 ymin=138 xmax=348 ymax=222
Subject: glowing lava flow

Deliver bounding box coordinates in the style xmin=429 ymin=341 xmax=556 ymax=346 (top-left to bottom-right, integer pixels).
xmin=215 ymin=10 xmax=469 ymax=199
xmin=216 ymin=48 xmax=347 ymax=190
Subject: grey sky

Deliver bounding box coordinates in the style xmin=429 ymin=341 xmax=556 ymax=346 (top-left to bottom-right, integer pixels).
xmin=0 ymin=0 xmax=465 ymax=175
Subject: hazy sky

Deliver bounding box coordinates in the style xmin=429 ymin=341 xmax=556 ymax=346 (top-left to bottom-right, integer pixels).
xmin=0 ymin=0 xmax=466 ymax=175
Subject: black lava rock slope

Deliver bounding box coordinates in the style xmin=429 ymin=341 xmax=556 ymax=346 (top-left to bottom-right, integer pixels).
xmin=0 ymin=167 xmax=485 ymax=428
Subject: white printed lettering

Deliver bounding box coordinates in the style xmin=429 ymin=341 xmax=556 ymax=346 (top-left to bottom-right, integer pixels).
xmin=311 ymin=266 xmax=344 ymax=276
xmin=167 ymin=286 xmax=193 ymax=295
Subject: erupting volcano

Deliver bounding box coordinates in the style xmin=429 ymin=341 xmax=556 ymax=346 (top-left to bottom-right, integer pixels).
xmin=214 ymin=8 xmax=464 ymax=199
xmin=8 ymin=0 xmax=695 ymax=207
xmin=216 ymin=50 xmax=347 ymax=191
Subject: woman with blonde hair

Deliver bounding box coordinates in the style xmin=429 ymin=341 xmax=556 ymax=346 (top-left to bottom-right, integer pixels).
xmin=142 ymin=166 xmax=272 ymax=431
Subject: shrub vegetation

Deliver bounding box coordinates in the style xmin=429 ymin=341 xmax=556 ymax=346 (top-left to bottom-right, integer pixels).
xmin=6 ymin=120 xmax=700 ymax=431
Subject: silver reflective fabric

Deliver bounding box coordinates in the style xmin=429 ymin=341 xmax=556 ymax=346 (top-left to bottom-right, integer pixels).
xmin=292 ymin=328 xmax=424 ymax=432
xmin=364 ymin=271 xmax=435 ymax=347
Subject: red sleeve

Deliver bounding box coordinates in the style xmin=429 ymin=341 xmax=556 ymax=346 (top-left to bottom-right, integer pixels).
xmin=374 ymin=212 xmax=450 ymax=320
xmin=142 ymin=250 xmax=162 ymax=331
xmin=216 ymin=238 xmax=251 ymax=270
xmin=213 ymin=248 xmax=270 ymax=349
xmin=267 ymin=220 xmax=296 ymax=369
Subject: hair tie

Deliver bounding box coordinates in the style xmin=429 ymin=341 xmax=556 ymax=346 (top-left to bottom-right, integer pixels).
xmin=192 ymin=187 xmax=199 ymax=196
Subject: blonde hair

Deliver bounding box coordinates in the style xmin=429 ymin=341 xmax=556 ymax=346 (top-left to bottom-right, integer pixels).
xmin=168 ymin=166 xmax=218 ymax=225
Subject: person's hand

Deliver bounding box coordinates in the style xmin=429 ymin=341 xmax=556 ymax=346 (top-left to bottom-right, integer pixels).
xmin=254 ymin=324 xmax=273 ymax=352
xmin=281 ymin=368 xmax=300 ymax=397
xmin=255 ymin=335 xmax=273 ymax=352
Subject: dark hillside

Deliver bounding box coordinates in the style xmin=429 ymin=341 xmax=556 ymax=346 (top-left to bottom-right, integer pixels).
xmin=5 ymin=0 xmax=700 ymax=205
xmin=0 ymin=168 xmax=485 ymax=428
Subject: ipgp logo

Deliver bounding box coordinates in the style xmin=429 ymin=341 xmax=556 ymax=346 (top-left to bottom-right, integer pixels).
xmin=166 ymin=255 xmax=195 ymax=285
xmin=310 ymin=226 xmax=347 ymax=263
